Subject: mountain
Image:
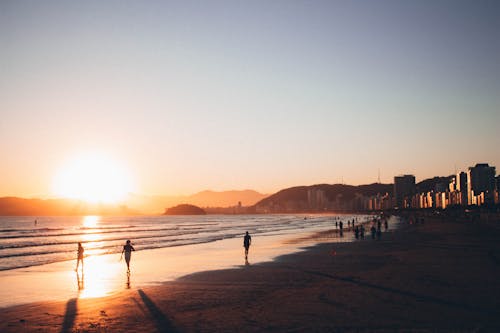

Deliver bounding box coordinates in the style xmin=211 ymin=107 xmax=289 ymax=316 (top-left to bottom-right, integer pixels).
xmin=416 ymin=176 xmax=454 ymax=193
xmin=254 ymin=183 xmax=393 ymax=213
xmin=0 ymin=190 xmax=268 ymax=216
xmin=186 ymin=190 xmax=268 ymax=207
xmin=0 ymin=197 xmax=138 ymax=216
xmin=164 ymin=204 xmax=206 ymax=215
xmin=126 ymin=190 xmax=268 ymax=214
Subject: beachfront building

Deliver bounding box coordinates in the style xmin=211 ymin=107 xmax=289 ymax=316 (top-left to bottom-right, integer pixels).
xmin=496 ymin=176 xmax=500 ymax=204
xmin=307 ymin=188 xmax=328 ymax=210
xmin=467 ymin=163 xmax=496 ymax=205
xmin=366 ymin=193 xmax=392 ymax=211
xmin=394 ymin=175 xmax=416 ymax=209
xmin=455 ymin=171 xmax=468 ymax=205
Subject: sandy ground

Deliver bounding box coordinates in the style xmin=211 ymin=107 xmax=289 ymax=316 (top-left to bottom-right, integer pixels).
xmin=1 ymin=216 xmax=500 ymax=332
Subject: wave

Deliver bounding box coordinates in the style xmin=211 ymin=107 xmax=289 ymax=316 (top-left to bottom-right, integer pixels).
xmin=0 ymin=214 xmax=372 ymax=271
xmin=0 ymin=226 xmax=181 ymax=240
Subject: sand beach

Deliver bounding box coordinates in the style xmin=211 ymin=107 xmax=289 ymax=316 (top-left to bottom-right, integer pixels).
xmin=1 ymin=215 xmax=500 ymax=332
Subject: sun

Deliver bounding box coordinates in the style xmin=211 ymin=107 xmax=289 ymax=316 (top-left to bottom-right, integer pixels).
xmin=53 ymin=153 xmax=133 ymax=203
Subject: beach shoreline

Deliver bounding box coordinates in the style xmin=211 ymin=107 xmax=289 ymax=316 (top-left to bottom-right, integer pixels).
xmin=1 ymin=215 xmax=500 ymax=332
xmin=0 ymin=214 xmax=369 ymax=308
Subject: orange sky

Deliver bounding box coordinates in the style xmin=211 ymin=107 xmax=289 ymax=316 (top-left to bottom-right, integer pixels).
xmin=1 ymin=1 xmax=499 ymax=199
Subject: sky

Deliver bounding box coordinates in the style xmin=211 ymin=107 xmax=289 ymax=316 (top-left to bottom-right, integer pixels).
xmin=1 ymin=0 xmax=499 ymax=198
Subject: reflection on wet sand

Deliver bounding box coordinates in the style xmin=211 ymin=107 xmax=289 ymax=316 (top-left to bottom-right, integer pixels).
xmin=76 ymin=255 xmax=122 ymax=299
xmin=76 ymin=271 xmax=84 ymax=291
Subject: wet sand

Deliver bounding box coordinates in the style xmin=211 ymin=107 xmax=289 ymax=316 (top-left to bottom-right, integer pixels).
xmin=1 ymin=216 xmax=500 ymax=332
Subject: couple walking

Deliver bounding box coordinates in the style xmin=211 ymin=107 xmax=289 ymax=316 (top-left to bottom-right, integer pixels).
xmin=77 ymin=232 xmax=250 ymax=273
xmin=75 ymin=240 xmax=135 ymax=272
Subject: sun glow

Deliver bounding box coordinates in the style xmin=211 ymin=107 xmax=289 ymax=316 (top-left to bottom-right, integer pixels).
xmin=53 ymin=153 xmax=133 ymax=203
xmin=82 ymin=216 xmax=99 ymax=228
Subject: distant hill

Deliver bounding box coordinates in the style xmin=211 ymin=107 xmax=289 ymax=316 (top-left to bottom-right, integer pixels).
xmin=164 ymin=204 xmax=206 ymax=215
xmin=416 ymin=176 xmax=454 ymax=193
xmin=254 ymin=183 xmax=393 ymax=213
xmin=126 ymin=190 xmax=268 ymax=214
xmin=0 ymin=190 xmax=269 ymax=216
xmin=0 ymin=197 xmax=137 ymax=216
xmin=187 ymin=190 xmax=268 ymax=207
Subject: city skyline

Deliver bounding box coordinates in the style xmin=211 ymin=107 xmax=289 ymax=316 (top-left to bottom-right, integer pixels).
xmin=1 ymin=1 xmax=499 ymax=199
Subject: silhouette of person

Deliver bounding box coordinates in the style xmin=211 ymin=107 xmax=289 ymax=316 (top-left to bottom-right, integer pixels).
xmin=339 ymin=221 xmax=343 ymax=237
xmin=360 ymin=225 xmax=365 ymax=239
xmin=243 ymin=231 xmax=252 ymax=260
xmin=122 ymin=240 xmax=135 ymax=272
xmin=75 ymin=242 xmax=84 ymax=272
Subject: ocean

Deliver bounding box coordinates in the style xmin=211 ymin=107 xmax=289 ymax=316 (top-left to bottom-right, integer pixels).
xmin=0 ymin=214 xmax=373 ymax=272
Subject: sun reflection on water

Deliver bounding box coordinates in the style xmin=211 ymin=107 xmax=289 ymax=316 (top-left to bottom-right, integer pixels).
xmin=82 ymin=215 xmax=99 ymax=228
xmin=77 ymin=216 xmax=125 ymax=298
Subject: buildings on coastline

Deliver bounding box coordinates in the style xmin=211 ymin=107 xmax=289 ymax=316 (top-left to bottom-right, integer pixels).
xmin=393 ymin=163 xmax=498 ymax=210
xmin=253 ymin=162 xmax=498 ymax=213
xmin=394 ymin=175 xmax=416 ymax=209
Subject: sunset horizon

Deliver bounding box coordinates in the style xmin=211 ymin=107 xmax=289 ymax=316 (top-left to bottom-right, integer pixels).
xmin=2 ymin=1 xmax=498 ymax=201
xmin=1 ymin=1 xmax=499 ymax=331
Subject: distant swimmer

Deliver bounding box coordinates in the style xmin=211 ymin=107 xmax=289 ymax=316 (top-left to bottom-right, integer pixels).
xmin=75 ymin=242 xmax=84 ymax=272
xmin=243 ymin=231 xmax=252 ymax=260
xmin=34 ymin=219 xmax=37 ymax=226
xmin=122 ymin=240 xmax=135 ymax=272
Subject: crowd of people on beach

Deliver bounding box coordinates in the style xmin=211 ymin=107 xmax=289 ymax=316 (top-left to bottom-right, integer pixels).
xmin=332 ymin=215 xmax=390 ymax=241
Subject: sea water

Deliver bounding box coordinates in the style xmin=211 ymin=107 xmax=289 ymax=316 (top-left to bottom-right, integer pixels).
xmin=0 ymin=214 xmax=381 ymax=307
xmin=0 ymin=214 xmax=372 ymax=271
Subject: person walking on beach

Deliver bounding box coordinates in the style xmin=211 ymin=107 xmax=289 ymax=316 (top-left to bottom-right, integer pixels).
xmin=122 ymin=240 xmax=135 ymax=272
xmin=75 ymin=242 xmax=84 ymax=272
xmin=243 ymin=231 xmax=252 ymax=260
xmin=339 ymin=221 xmax=343 ymax=237
xmin=360 ymin=225 xmax=365 ymax=239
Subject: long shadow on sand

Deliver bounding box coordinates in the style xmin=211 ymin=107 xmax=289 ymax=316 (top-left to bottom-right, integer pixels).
xmin=60 ymin=298 xmax=77 ymax=333
xmin=138 ymin=289 xmax=178 ymax=333
xmin=289 ymin=266 xmax=499 ymax=316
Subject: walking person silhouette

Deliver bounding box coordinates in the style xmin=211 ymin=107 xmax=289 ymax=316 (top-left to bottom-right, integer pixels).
xmin=121 ymin=240 xmax=135 ymax=272
xmin=75 ymin=242 xmax=84 ymax=272
xmin=243 ymin=231 xmax=252 ymax=260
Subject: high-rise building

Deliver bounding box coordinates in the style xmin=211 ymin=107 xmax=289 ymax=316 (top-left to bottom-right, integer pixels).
xmin=394 ymin=175 xmax=416 ymax=208
xmin=467 ymin=163 xmax=496 ymax=205
xmin=456 ymin=171 xmax=468 ymax=205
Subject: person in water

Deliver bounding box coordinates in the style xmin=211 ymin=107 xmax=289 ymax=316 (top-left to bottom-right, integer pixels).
xmin=122 ymin=240 xmax=135 ymax=272
xmin=243 ymin=231 xmax=252 ymax=260
xmin=75 ymin=242 xmax=84 ymax=272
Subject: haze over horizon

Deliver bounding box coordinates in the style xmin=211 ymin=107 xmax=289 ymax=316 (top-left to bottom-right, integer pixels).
xmin=1 ymin=0 xmax=499 ymax=200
